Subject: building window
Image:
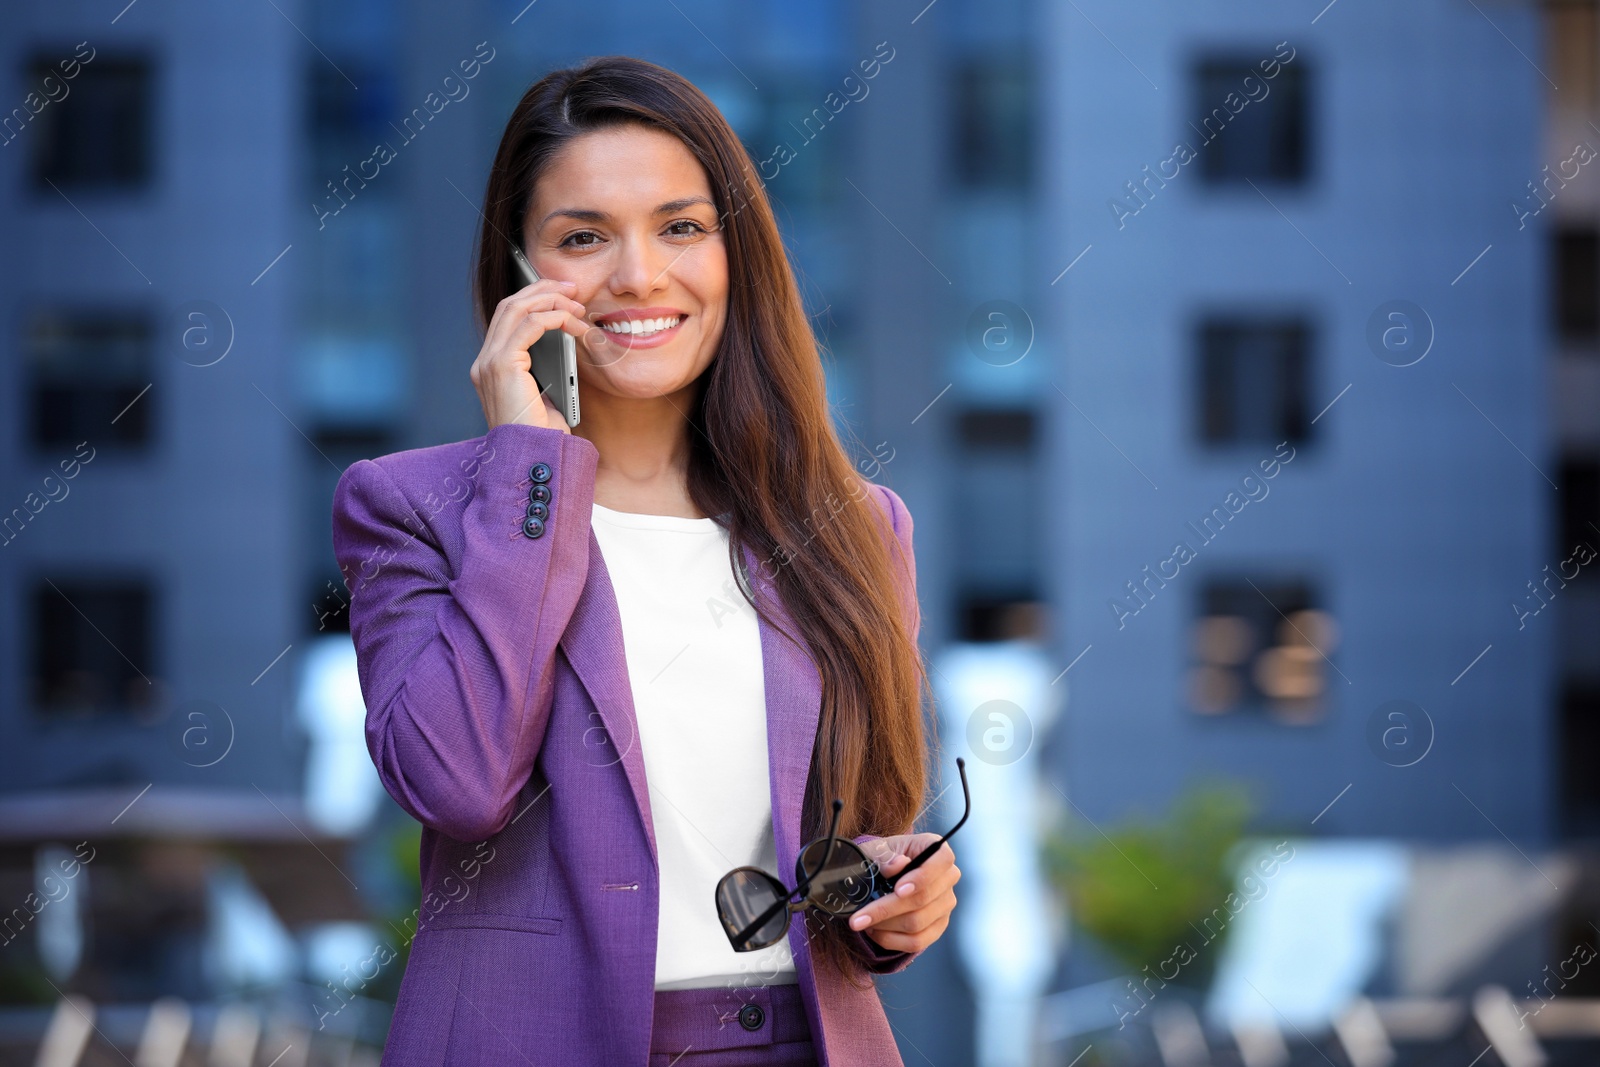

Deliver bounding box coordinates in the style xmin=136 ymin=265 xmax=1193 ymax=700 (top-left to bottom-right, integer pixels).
xmin=307 ymin=58 xmax=397 ymax=192
xmin=27 ymin=309 xmax=154 ymax=449
xmin=1193 ymin=58 xmax=1309 ymax=184
xmin=1559 ymin=458 xmax=1600 ymax=556
xmin=32 ymin=578 xmax=158 ymax=715
xmin=951 ymin=57 xmax=1032 ymax=192
xmin=1553 ymin=227 xmax=1600 ymax=346
xmin=1549 ymin=4 xmax=1599 ymax=114
xmin=957 ymin=407 xmax=1037 ymax=451
xmin=308 ymin=428 xmax=396 ymax=636
xmin=746 ymin=77 xmax=845 ymax=210
xmin=1188 ymin=577 xmax=1336 ymax=723
xmin=31 ymin=55 xmax=153 ymax=191
xmin=1560 ymin=685 xmax=1600 ymax=837
xmin=956 ymin=590 xmax=1044 ymax=643
xmin=951 ymin=407 xmax=1041 ymax=640
xmin=1197 ymin=317 xmax=1311 ymax=447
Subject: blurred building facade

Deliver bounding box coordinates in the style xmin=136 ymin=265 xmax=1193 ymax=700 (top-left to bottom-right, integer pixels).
xmin=1544 ymin=0 xmax=1600 ymax=841
xmin=1045 ymin=0 xmax=1574 ymax=845
xmin=0 ymin=3 xmax=305 ymax=800
xmin=0 ymin=0 xmax=387 ymax=1011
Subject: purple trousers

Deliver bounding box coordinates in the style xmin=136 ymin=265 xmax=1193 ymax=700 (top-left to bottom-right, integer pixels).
xmin=649 ymin=983 xmax=818 ymax=1066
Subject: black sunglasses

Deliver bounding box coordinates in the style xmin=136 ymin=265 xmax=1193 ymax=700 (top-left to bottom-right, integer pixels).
xmin=715 ymin=757 xmax=969 ymax=953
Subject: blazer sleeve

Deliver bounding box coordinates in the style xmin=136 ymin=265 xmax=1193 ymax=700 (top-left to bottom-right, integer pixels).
xmin=842 ymin=482 xmax=927 ymax=976
xmin=331 ymin=422 xmax=599 ymax=843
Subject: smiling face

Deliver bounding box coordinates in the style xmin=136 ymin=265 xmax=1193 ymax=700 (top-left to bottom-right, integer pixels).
xmin=521 ymin=123 xmax=729 ymax=404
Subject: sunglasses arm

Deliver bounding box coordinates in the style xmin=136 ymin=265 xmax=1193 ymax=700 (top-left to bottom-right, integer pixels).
xmin=733 ymin=798 xmax=844 ymax=950
xmin=882 ymin=757 xmax=970 ymax=891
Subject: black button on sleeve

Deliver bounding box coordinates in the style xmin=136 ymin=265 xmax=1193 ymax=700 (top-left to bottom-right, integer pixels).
xmin=522 ymin=516 xmax=546 ymax=539
xmin=529 ymin=462 xmax=552 ymax=484
xmin=737 ymin=1003 xmax=764 ymax=1031
xmin=526 ymin=501 xmax=549 ymax=521
xmin=529 ymin=484 xmax=552 ymax=504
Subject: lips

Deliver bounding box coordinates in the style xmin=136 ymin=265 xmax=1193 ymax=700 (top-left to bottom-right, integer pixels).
xmin=592 ymin=308 xmax=689 ymax=349
xmin=597 ymin=313 xmax=685 ymax=338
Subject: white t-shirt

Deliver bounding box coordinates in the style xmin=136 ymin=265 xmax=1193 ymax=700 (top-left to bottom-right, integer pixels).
xmin=589 ymin=501 xmax=800 ymax=991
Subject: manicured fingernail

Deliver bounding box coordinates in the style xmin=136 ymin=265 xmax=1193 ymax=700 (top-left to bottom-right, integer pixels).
xmin=897 ymin=882 xmax=915 ymax=896
xmin=558 ymin=280 xmax=576 ymax=287
xmin=850 ymin=913 xmax=871 ymax=929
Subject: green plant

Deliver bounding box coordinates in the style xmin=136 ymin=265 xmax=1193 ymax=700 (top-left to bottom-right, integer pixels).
xmin=1042 ymin=779 xmax=1256 ymax=985
xmin=0 ymin=959 xmax=55 ymax=1005
xmin=365 ymin=819 xmax=423 ymax=1002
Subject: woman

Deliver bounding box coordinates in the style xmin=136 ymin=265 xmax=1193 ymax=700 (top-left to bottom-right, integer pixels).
xmin=332 ymin=55 xmax=959 ymax=1066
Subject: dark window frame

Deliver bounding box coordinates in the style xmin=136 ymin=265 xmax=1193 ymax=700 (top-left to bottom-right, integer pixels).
xmin=1190 ymin=52 xmax=1311 ymax=186
xmin=950 ymin=54 xmax=1034 ymax=193
xmin=24 ymin=306 xmax=157 ymax=452
xmin=1553 ymin=226 xmax=1600 ymax=346
xmin=1187 ymin=574 xmax=1334 ymax=724
xmin=1559 ymin=684 xmax=1600 ymax=839
xmin=1194 ymin=314 xmax=1314 ymax=449
xmin=1557 ymin=456 xmax=1600 ymax=559
xmin=956 ymin=407 xmax=1038 ymax=452
xmin=28 ymin=50 xmax=156 ymax=193
xmin=955 ymin=587 xmax=1044 ymax=643
xmin=30 ymin=574 xmax=159 ymax=717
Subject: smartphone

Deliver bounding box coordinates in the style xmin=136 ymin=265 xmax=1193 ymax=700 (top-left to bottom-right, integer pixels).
xmin=510 ymin=242 xmax=581 ymax=428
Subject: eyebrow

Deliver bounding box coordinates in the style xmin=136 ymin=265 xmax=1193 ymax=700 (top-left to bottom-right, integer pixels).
xmin=536 ymin=196 xmax=716 ymax=230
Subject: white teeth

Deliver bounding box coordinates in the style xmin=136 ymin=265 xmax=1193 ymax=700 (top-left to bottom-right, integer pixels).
xmin=601 ymin=315 xmax=682 ymax=337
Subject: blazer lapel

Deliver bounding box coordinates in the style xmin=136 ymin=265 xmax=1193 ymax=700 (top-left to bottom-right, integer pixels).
xmin=742 ymin=542 xmax=831 ymax=1056
xmin=559 ymin=533 xmax=824 ymax=885
xmin=560 ymin=527 xmax=657 ymax=864
xmin=741 ymin=544 xmax=823 ymax=893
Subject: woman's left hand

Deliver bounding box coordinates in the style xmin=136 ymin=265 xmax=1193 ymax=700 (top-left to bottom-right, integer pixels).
xmin=847 ymin=832 xmax=960 ymax=954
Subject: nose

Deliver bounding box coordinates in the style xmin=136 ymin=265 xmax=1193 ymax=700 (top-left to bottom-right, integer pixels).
xmin=607 ymin=230 xmax=673 ymax=301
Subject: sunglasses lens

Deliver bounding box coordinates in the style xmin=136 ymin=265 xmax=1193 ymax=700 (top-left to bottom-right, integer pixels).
xmin=715 ymin=869 xmax=790 ymax=951
xmin=795 ymin=839 xmax=878 ymax=915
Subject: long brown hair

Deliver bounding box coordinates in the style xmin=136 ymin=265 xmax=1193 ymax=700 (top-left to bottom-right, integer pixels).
xmin=472 ymin=55 xmax=931 ymax=982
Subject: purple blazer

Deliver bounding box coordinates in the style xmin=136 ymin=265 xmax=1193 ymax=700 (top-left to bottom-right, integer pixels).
xmin=331 ymin=422 xmax=926 ymax=1066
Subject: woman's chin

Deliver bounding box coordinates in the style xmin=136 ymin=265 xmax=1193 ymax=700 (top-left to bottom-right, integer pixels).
xmin=583 ymin=371 xmax=704 ymax=403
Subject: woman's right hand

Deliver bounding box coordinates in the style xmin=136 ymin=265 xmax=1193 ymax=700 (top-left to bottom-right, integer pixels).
xmin=472 ymin=277 xmax=589 ymax=433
